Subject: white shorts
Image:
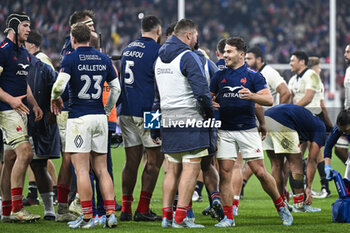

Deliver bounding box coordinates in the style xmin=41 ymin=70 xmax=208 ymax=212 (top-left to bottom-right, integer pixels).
xmin=65 ymin=114 xmax=108 ymax=153
xmin=335 ymin=136 xmax=349 ymax=149
xmin=167 ymin=148 xmax=208 ymax=163
xmin=119 ymin=115 xmax=160 ymax=148
xmin=263 ymin=116 xmax=300 ymax=154
xmin=0 ymin=110 xmax=29 ymax=149
xmin=216 ymin=128 xmax=264 ymax=161
xmin=56 ymin=111 xmax=69 ymax=152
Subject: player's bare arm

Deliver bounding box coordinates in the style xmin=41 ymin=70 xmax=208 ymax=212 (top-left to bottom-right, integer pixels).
xmin=276 ymin=82 xmax=291 ymax=104
xmin=295 ymin=89 xmax=315 ymax=106
xmin=255 ymin=103 xmax=267 ymax=140
xmin=239 ymin=86 xmax=273 ymax=106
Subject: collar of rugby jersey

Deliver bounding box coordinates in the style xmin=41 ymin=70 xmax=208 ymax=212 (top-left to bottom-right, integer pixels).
xmin=227 ymin=62 xmax=248 ymax=75
xmin=259 ymin=63 xmax=266 ymax=72
xmin=297 ymin=67 xmax=309 ymax=79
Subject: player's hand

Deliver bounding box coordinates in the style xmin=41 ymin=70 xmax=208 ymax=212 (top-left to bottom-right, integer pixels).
xmin=304 ymin=187 xmax=312 ymax=205
xmin=258 ymin=124 xmax=267 ymax=140
xmin=325 ymin=164 xmax=332 ymax=180
xmin=152 ymin=137 xmax=161 ymax=144
xmin=9 ymin=94 xmax=30 ymax=115
xmin=238 ymin=85 xmax=253 ymax=100
xmin=33 ymin=105 xmax=43 ymax=122
xmin=212 ymin=96 xmax=220 ymax=110
xmin=50 ymin=97 xmax=64 ymax=115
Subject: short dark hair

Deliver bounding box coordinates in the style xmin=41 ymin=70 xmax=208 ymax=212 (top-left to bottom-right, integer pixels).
xmin=226 ymin=37 xmax=247 ymax=53
xmin=292 ymin=50 xmax=308 ymax=65
xmin=216 ymin=38 xmax=226 ymax=54
xmin=337 ymin=109 xmax=350 ymax=127
xmin=69 ymin=10 xmax=95 ymax=26
xmin=174 ymin=19 xmax=198 ymax=35
xmin=27 ymin=29 xmax=42 ymax=47
xmin=71 ymin=23 xmax=91 ymax=43
xmin=247 ymin=47 xmax=264 ymax=62
xmin=165 ymin=22 xmax=176 ymax=37
xmin=141 ymin=16 xmax=161 ymax=32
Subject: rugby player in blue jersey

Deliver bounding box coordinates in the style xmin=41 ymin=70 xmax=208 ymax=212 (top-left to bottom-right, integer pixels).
xmin=51 ymin=23 xmax=120 ymax=229
xmin=118 ymin=16 xmax=164 ymax=222
xmin=324 ymin=109 xmax=350 ymax=180
xmin=0 ymin=12 xmax=42 ymax=222
xmin=215 ymin=38 xmax=226 ymax=71
xmin=265 ymin=104 xmax=325 ymax=212
xmin=210 ymin=37 xmax=293 ymax=227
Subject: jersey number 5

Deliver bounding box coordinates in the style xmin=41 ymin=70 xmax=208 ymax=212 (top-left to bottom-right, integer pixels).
xmin=124 ymin=60 xmax=134 ymax=85
xmin=78 ymin=74 xmax=103 ymax=99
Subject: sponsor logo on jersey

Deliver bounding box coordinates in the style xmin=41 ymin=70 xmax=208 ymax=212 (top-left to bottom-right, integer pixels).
xmin=79 ymin=54 xmax=101 ymax=61
xmin=18 ymin=63 xmax=29 ymax=69
xmin=221 ymin=78 xmax=226 ymax=83
xmin=222 ymin=86 xmax=242 ymax=98
xmin=128 ymin=41 xmax=145 ymax=48
xmin=13 ymin=56 xmax=17 ymax=60
xmin=240 ymin=77 xmax=247 ymax=85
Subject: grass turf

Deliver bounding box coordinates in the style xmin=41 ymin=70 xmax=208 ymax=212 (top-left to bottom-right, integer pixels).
xmin=1 ymin=147 xmax=348 ymax=232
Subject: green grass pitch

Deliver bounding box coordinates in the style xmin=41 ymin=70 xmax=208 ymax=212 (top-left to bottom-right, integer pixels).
xmin=2 ymin=147 xmax=349 ymax=232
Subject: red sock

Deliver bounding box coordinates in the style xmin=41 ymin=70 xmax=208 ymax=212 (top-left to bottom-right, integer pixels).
xmin=104 ymin=200 xmax=116 ymax=215
xmin=174 ymin=206 xmax=187 ymax=223
xmin=293 ymin=193 xmax=304 ymax=204
xmin=57 ymin=184 xmax=70 ymax=204
xmin=122 ymin=195 xmax=133 ymax=213
xmin=81 ymin=200 xmax=93 ymax=219
xmin=273 ymin=196 xmax=285 ymax=212
xmin=136 ymin=191 xmax=152 ymax=214
xmin=2 ymin=200 xmax=12 ymax=216
xmin=162 ymin=207 xmax=173 ymax=221
xmin=11 ymin=187 xmax=23 ymax=212
xmin=223 ymin=205 xmax=233 ymax=220
xmin=233 ymin=195 xmax=240 ymax=207
xmin=188 ymin=201 xmax=192 ymax=210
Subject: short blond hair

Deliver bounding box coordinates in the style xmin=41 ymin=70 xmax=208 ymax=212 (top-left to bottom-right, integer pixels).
xmin=307 ymin=56 xmax=320 ymax=68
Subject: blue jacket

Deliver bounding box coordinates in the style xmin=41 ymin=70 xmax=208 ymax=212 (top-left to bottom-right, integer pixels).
xmin=152 ymin=35 xmax=214 ymax=153
xmin=27 ymin=54 xmax=60 ymax=158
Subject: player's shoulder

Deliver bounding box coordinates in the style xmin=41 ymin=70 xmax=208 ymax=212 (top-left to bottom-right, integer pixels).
xmin=246 ymin=65 xmax=258 ymax=74
xmin=0 ymin=40 xmax=10 ymax=50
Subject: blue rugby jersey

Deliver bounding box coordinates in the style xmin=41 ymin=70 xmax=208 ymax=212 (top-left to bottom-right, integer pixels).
xmin=119 ymin=37 xmax=161 ymax=117
xmin=60 ymin=46 xmax=118 ymax=118
xmin=215 ymin=58 xmax=225 ymax=71
xmin=0 ymin=38 xmax=30 ymax=111
xmin=210 ymin=62 xmax=267 ymax=130
xmin=265 ymin=104 xmax=326 ymax=147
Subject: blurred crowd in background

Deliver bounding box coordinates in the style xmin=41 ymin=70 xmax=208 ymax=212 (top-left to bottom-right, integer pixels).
xmin=0 ymin=0 xmax=349 ymax=100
